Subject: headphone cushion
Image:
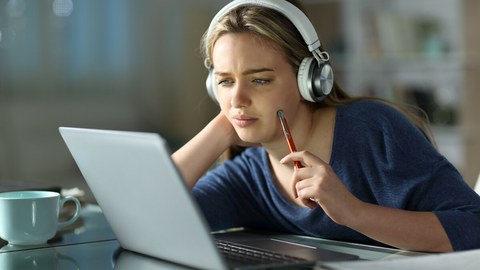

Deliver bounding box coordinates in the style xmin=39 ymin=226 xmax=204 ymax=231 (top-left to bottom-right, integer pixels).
xmin=297 ymin=57 xmax=316 ymax=102
xmin=206 ymin=69 xmax=218 ymax=103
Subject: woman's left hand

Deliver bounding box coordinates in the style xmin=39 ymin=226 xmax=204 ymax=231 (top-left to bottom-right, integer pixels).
xmin=280 ymin=150 xmax=359 ymax=225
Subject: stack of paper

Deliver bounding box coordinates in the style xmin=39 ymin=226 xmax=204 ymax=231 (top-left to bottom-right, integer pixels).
xmin=318 ymin=249 xmax=480 ymax=270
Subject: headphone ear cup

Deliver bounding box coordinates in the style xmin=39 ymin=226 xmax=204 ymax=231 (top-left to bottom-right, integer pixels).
xmin=297 ymin=57 xmax=316 ymax=102
xmin=206 ymin=68 xmax=218 ymax=104
xmin=297 ymin=57 xmax=334 ymax=102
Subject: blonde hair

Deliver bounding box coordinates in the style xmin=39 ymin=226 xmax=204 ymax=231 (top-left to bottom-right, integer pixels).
xmin=201 ymin=0 xmax=435 ymax=156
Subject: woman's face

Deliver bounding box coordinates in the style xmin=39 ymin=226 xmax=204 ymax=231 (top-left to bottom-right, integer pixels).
xmin=212 ymin=33 xmax=303 ymax=144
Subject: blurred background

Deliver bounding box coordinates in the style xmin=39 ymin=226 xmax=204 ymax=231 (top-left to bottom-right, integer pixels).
xmin=0 ymin=0 xmax=479 ymax=203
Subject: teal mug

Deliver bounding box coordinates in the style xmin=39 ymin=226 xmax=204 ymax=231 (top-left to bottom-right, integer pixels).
xmin=0 ymin=191 xmax=81 ymax=245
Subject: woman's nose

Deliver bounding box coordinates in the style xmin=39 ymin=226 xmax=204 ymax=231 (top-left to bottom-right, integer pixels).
xmin=230 ymin=83 xmax=252 ymax=108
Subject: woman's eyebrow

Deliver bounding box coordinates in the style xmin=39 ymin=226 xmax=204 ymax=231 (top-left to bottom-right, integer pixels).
xmin=243 ymin=68 xmax=274 ymax=75
xmin=214 ymin=68 xmax=274 ymax=77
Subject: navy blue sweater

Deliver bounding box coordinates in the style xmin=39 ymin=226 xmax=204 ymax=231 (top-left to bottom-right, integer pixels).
xmin=192 ymin=101 xmax=480 ymax=251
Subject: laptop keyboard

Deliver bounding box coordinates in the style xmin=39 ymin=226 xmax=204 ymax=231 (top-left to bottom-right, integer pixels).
xmin=216 ymin=239 xmax=307 ymax=267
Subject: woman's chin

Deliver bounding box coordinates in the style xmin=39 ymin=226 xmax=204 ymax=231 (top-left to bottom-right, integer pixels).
xmin=237 ymin=135 xmax=261 ymax=146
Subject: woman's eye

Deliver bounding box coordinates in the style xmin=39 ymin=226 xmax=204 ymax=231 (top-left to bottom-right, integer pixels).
xmin=218 ymin=79 xmax=233 ymax=87
xmin=253 ymin=78 xmax=270 ymax=85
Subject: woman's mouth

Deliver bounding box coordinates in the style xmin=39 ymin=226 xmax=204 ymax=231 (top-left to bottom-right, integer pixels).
xmin=232 ymin=115 xmax=257 ymax=128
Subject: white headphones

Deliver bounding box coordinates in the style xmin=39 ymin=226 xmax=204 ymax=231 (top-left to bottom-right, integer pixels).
xmin=205 ymin=0 xmax=334 ymax=103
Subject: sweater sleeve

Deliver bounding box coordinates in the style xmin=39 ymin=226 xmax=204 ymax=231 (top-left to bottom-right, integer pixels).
xmin=417 ymin=158 xmax=480 ymax=251
xmin=191 ymin=148 xmax=272 ymax=231
xmin=336 ymin=101 xmax=480 ymax=251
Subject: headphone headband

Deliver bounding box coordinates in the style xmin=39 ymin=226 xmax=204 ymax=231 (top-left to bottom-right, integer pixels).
xmin=206 ymin=0 xmax=321 ymax=52
xmin=205 ymin=0 xmax=334 ymax=104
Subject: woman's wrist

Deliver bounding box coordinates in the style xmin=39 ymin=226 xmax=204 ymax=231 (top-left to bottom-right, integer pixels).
xmin=210 ymin=112 xmax=237 ymax=148
xmin=336 ymin=196 xmax=366 ymax=228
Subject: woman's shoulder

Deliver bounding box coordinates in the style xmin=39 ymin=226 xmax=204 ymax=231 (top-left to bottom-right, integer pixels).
xmin=337 ymin=99 xmax=414 ymax=130
xmin=333 ymin=99 xmax=431 ymax=149
xmin=339 ymin=99 xmax=401 ymax=118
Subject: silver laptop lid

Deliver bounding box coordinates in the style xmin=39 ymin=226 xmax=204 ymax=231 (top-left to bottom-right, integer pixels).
xmin=59 ymin=127 xmax=227 ymax=270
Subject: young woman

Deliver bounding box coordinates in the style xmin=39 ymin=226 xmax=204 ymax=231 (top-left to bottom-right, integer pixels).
xmin=172 ymin=0 xmax=480 ymax=252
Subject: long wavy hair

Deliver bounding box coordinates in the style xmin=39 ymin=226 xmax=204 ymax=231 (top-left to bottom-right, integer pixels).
xmin=201 ymin=0 xmax=434 ymax=159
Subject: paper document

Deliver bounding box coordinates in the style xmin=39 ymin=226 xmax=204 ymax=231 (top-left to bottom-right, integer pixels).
xmin=318 ymin=248 xmax=480 ymax=270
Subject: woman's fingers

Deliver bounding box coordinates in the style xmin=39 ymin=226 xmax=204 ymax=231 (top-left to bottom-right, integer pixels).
xmin=282 ymin=151 xmax=328 ymax=202
xmin=280 ymin=150 xmax=328 ymax=167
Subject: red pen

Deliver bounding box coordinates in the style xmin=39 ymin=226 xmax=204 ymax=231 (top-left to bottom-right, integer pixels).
xmin=277 ymin=110 xmax=303 ymax=169
xmin=278 ymin=110 xmax=318 ymax=203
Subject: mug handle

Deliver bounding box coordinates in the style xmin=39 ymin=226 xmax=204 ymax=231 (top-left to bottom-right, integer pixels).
xmin=58 ymin=252 xmax=81 ymax=270
xmin=57 ymin=195 xmax=81 ymax=229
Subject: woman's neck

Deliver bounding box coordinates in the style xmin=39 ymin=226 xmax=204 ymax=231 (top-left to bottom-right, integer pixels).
xmin=263 ymin=105 xmax=316 ymax=163
xmin=263 ymin=106 xmax=336 ymax=165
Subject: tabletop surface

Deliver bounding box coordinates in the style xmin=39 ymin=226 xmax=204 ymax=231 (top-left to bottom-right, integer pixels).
xmin=0 ymin=204 xmax=424 ymax=269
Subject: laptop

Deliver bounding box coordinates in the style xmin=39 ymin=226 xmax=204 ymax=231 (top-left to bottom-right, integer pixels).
xmin=59 ymin=127 xmax=358 ymax=269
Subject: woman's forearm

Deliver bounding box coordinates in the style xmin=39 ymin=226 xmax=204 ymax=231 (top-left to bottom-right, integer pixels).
xmin=172 ymin=113 xmax=233 ymax=189
xmin=344 ymin=200 xmax=453 ymax=252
